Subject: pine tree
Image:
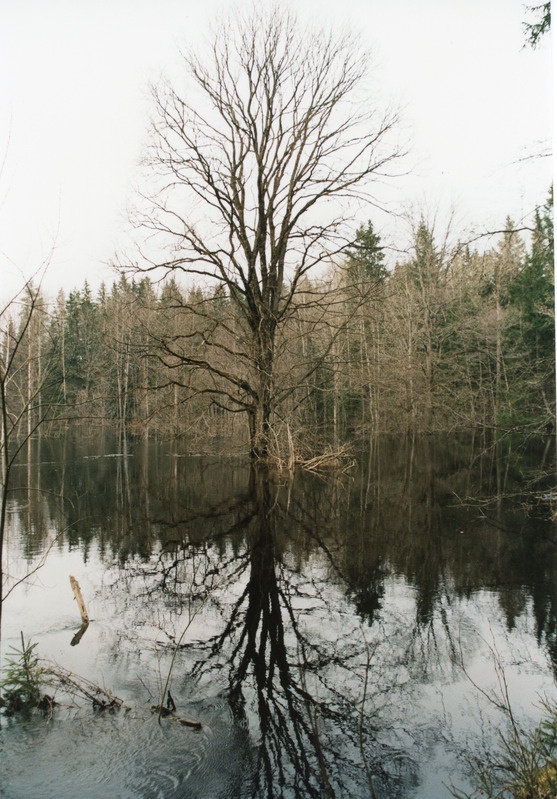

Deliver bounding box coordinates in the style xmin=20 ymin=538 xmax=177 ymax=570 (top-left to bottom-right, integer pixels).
xmin=506 ymin=188 xmax=555 ymax=430
xmin=345 ymin=221 xmax=387 ymax=283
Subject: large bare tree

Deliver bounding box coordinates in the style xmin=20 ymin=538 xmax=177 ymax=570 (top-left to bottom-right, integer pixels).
xmin=138 ymin=6 xmax=399 ymax=460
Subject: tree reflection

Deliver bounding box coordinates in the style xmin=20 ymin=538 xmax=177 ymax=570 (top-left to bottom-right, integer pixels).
xmin=124 ymin=467 xmax=389 ymax=797
xmin=187 ymin=468 xmax=377 ymax=798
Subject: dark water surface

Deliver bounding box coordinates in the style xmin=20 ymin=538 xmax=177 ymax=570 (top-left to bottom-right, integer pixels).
xmin=1 ymin=432 xmax=556 ymax=798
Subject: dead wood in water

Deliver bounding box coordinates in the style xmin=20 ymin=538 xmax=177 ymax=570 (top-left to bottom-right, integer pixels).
xmin=69 ymin=576 xmax=89 ymax=624
xmin=151 ymin=701 xmax=203 ymax=729
xmin=46 ymin=664 xmax=123 ymax=709
xmin=273 ymin=444 xmax=356 ymax=474
xmin=151 ymin=688 xmax=202 ymax=729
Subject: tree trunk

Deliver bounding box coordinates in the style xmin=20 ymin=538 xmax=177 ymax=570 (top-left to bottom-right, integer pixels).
xmin=249 ymin=330 xmax=275 ymax=461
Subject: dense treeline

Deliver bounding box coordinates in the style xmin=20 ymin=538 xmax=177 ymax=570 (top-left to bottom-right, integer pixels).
xmin=1 ymin=191 xmax=554 ymax=456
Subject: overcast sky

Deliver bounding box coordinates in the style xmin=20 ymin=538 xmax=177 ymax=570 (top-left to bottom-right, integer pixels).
xmin=0 ymin=0 xmax=552 ymax=301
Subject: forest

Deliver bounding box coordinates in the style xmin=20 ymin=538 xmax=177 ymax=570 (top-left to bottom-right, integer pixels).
xmin=1 ymin=189 xmax=553 ymax=462
xmin=0 ymin=7 xmax=554 ymax=467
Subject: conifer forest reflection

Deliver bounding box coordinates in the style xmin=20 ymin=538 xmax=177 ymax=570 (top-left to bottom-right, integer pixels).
xmin=1 ymin=432 xmax=556 ymax=798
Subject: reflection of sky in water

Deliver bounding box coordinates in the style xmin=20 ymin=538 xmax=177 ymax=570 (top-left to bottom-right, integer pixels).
xmin=2 ymin=536 xmax=555 ymax=799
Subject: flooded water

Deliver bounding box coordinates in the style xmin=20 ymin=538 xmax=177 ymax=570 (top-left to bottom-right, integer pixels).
xmin=1 ymin=432 xmax=556 ymax=798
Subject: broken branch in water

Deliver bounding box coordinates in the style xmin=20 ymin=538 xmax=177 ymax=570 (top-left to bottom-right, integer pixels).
xmin=69 ymin=575 xmax=89 ymax=624
xmin=150 ymin=704 xmax=203 ymax=729
xmin=45 ymin=663 xmax=123 ymax=710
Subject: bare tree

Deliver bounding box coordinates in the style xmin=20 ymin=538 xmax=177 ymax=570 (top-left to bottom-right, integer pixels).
xmin=0 ymin=280 xmax=54 ymax=641
xmin=135 ymin=5 xmax=399 ymax=461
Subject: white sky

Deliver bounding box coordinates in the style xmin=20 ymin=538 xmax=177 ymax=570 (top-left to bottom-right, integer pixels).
xmin=0 ymin=0 xmax=553 ymax=301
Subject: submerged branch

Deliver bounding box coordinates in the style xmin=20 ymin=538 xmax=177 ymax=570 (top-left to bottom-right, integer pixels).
xmin=44 ymin=663 xmax=124 ymax=710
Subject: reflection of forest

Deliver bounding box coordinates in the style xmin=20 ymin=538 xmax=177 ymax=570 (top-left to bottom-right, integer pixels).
xmin=5 ymin=432 xmax=556 ymax=795
xmin=8 ymin=432 xmax=557 ymax=666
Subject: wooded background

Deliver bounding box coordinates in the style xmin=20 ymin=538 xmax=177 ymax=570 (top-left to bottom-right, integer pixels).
xmin=2 ymin=190 xmax=553 ymax=458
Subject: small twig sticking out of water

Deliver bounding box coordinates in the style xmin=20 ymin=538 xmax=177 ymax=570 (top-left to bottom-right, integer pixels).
xmin=359 ymin=625 xmax=378 ymax=799
xmin=2 ymin=532 xmax=63 ymax=602
xmin=157 ymin=575 xmax=222 ymax=724
xmin=298 ymin=647 xmax=334 ymax=799
xmin=457 ymin=624 xmax=518 ymax=727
